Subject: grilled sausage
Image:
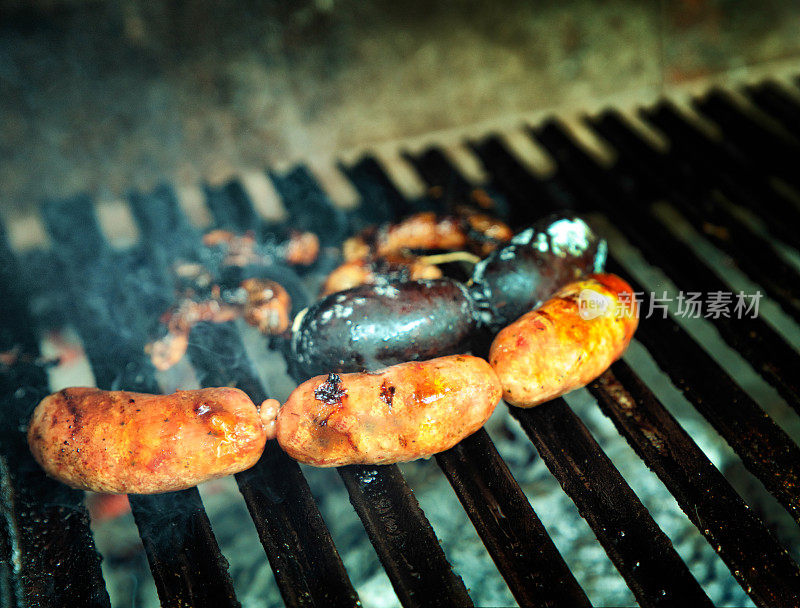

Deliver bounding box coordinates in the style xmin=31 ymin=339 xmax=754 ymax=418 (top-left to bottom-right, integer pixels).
xmin=288 ymin=279 xmax=478 ymax=380
xmin=489 ymin=274 xmax=638 ymax=407
xmin=470 ymin=214 xmax=607 ymax=332
xmin=27 ymin=387 xmax=267 ymax=494
xmin=262 ymin=355 xmax=502 ymax=466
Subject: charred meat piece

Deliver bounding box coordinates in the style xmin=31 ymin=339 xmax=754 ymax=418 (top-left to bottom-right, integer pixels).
xmin=288 ymin=279 xmax=477 ymax=380
xmin=470 ymin=213 xmax=607 ymax=332
xmin=489 ymin=274 xmax=638 ymax=407
xmin=241 ymin=278 xmax=292 ymax=335
xmin=261 ymin=355 xmax=502 ymax=466
xmin=146 ymin=295 xmax=240 ymax=371
xmin=320 ymin=254 xmax=443 ymax=296
xmin=146 ymin=280 xmax=292 ymax=370
xmin=282 ymin=230 xmax=321 ymax=266
xmin=203 ymin=229 xmax=320 ymax=267
xmin=27 ymin=387 xmax=267 ymax=494
xmin=342 ymin=211 xmax=512 ymax=261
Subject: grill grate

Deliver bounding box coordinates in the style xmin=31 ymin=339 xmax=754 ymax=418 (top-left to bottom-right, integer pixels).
xmin=3 ymin=77 xmax=800 ymax=607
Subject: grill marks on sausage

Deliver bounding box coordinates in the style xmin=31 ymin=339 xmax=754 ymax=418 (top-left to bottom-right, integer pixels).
xmin=313 ymin=373 xmax=347 ymax=426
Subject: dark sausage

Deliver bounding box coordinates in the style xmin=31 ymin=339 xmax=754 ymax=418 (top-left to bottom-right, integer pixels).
xmin=470 ymin=213 xmax=607 ymax=331
xmin=288 ymin=279 xmax=478 ymax=379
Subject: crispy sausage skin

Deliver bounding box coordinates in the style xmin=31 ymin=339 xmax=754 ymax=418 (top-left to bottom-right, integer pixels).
xmin=27 ymin=387 xmax=267 ymax=494
xmin=489 ymin=274 xmax=638 ymax=407
xmin=264 ymin=355 xmax=502 ymax=466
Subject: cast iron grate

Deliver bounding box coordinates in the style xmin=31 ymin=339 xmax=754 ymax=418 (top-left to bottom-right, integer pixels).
xmin=3 ymin=78 xmax=800 ymax=607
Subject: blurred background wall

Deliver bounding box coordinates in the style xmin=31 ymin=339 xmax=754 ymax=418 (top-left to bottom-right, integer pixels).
xmin=2 ymin=0 xmax=800 ymax=210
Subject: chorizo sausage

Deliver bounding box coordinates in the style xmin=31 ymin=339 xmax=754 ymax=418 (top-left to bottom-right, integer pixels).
xmin=488 ymin=274 xmax=638 ymax=407
xmin=27 ymin=387 xmax=267 ymax=494
xmin=262 ymin=355 xmax=502 ymax=466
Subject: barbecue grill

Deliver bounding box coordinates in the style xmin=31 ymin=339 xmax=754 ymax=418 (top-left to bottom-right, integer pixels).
xmin=3 ymin=78 xmax=800 ymax=608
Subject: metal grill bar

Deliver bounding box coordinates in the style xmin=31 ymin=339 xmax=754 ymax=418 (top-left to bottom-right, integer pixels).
xmin=268 ymin=166 xmax=349 ymax=247
xmin=404 ymin=148 xmax=513 ymax=223
xmin=205 ymin=181 xmax=263 ymax=234
xmin=0 ymin=228 xmax=111 ymax=608
xmin=589 ymin=361 xmax=800 ymax=607
xmin=640 ymin=102 xmax=800 ymax=252
xmin=435 ymin=430 xmax=592 ymax=608
xmin=335 ymin=158 xmax=398 ymax=229
xmin=693 ymin=90 xmax=800 ymax=192
xmin=338 ymin=465 xmax=473 ymax=608
xmin=186 ymin=323 xmax=360 ymax=608
xmin=405 ymin=149 xmax=473 ymax=198
xmin=39 ymin=196 xmax=240 ymax=608
xmin=340 ymin=157 xmax=434 ymax=224
xmin=745 ymin=81 xmax=800 ymax=141
xmin=531 ymin=121 xmax=800 ymax=416
xmin=473 ymin=129 xmax=800 ymax=526
xmin=511 ymin=401 xmax=712 ymax=608
xmin=128 ymin=187 xmax=360 ymax=608
xmin=589 ymin=110 xmax=800 ymax=324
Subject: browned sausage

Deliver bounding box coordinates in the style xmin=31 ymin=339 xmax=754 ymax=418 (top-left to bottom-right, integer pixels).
xmin=261 ymin=354 xmax=502 ymax=466
xmin=27 ymin=387 xmax=267 ymax=494
xmin=489 ymin=274 xmax=639 ymax=407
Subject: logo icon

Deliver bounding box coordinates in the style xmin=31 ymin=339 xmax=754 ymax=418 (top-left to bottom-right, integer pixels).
xmin=578 ymin=288 xmax=613 ymax=320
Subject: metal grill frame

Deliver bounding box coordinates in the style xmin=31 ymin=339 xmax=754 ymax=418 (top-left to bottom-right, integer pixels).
xmin=3 ymin=78 xmax=800 ymax=608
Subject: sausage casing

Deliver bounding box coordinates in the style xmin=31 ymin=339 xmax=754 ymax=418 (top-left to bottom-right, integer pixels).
xmin=489 ymin=274 xmax=638 ymax=407
xmin=27 ymin=387 xmax=267 ymax=493
xmin=270 ymin=355 xmax=502 ymax=466
xmin=470 ymin=214 xmax=607 ymax=331
xmin=288 ymin=279 xmax=477 ymax=379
